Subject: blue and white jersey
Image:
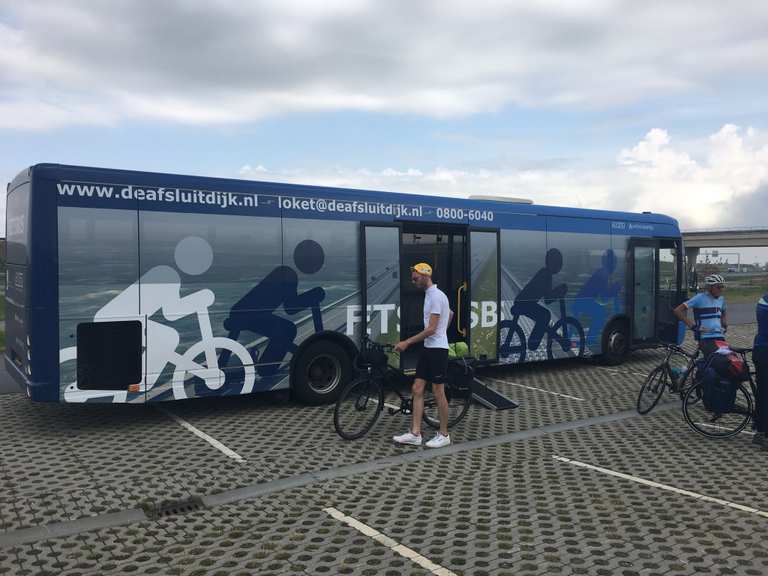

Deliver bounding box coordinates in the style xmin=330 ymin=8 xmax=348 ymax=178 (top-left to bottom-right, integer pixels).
xmin=756 ymin=293 xmax=768 ymax=347
xmin=684 ymin=292 xmax=726 ymax=339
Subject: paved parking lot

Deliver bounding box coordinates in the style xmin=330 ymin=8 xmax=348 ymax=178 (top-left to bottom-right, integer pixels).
xmin=1 ymin=324 xmax=766 ymax=575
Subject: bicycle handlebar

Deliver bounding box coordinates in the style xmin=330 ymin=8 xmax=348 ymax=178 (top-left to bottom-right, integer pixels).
xmin=658 ymin=342 xmax=698 ymax=358
xmin=359 ymin=334 xmax=396 ymax=353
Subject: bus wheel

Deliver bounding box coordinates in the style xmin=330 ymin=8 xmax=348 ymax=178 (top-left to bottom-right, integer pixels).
xmin=292 ymin=340 xmax=352 ymax=404
xmin=601 ymin=320 xmax=629 ymax=365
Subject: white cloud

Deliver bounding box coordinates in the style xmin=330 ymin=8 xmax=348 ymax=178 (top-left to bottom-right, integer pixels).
xmin=239 ymin=124 xmax=768 ymax=229
xmin=2 ymin=2 xmax=768 ymax=128
xmin=2 ymin=124 xmax=766 ymax=236
xmin=616 ymin=125 xmax=768 ymax=227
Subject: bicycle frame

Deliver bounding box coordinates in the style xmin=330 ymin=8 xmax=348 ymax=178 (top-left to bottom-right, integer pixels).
xmin=663 ymin=345 xmax=700 ymax=392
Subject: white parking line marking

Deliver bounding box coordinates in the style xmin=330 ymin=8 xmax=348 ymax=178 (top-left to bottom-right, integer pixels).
xmin=695 ymin=422 xmax=756 ymax=436
xmin=552 ymin=455 xmax=768 ymax=518
xmin=157 ymin=407 xmax=246 ymax=463
xmin=480 ymin=376 xmax=585 ymax=401
xmin=323 ymin=507 xmax=457 ymax=576
xmin=598 ymin=367 xmax=650 ymax=377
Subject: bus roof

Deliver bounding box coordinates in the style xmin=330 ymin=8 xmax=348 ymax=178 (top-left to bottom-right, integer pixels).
xmin=20 ymin=162 xmax=679 ymax=228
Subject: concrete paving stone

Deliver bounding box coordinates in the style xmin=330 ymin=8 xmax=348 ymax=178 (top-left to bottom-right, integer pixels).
xmin=0 ymin=497 xmax=19 ymax=534
xmin=0 ymin=324 xmax=764 ymax=575
xmin=0 ymin=547 xmax=23 ymax=576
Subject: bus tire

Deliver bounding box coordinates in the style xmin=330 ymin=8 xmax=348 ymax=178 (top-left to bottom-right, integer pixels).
xmin=292 ymin=339 xmax=352 ymax=404
xmin=600 ymin=319 xmax=629 ymax=365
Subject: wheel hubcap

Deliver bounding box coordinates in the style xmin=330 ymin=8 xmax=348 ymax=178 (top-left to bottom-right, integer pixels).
xmin=306 ymin=354 xmax=342 ymax=394
xmin=608 ymin=331 xmax=626 ymax=355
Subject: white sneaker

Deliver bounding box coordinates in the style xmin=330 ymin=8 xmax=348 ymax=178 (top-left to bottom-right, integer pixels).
xmin=426 ymin=433 xmax=451 ymax=448
xmin=393 ymin=432 xmax=422 ymax=446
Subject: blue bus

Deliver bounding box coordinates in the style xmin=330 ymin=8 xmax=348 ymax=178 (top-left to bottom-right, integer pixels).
xmin=5 ymin=164 xmax=684 ymax=404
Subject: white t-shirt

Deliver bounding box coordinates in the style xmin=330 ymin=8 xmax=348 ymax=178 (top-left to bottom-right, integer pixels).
xmin=423 ymin=284 xmax=451 ymax=349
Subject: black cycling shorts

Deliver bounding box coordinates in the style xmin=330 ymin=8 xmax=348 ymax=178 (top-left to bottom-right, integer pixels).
xmin=415 ymin=347 xmax=449 ymax=384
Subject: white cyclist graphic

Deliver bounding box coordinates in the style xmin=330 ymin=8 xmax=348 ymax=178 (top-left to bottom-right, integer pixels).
xmin=60 ymin=236 xmax=255 ymax=402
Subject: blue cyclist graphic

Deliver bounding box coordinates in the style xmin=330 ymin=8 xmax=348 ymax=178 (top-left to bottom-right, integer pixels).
xmin=500 ymin=247 xmax=585 ymax=361
xmin=223 ymin=240 xmax=326 ymax=378
xmin=513 ymin=249 xmax=568 ymax=350
xmin=572 ymin=249 xmax=622 ymax=343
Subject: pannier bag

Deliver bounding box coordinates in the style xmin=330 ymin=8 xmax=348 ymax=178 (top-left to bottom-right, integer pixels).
xmin=708 ymin=341 xmax=749 ymax=383
xmin=446 ymin=358 xmax=474 ymax=390
xmin=700 ymin=367 xmax=738 ymax=414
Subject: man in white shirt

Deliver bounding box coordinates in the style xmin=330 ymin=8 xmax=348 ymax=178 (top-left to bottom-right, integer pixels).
xmin=393 ymin=262 xmax=453 ymax=448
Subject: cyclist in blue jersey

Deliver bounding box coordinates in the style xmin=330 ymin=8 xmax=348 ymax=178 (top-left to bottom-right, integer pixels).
xmin=673 ymin=274 xmax=728 ymax=356
xmin=752 ymin=292 xmax=768 ymax=448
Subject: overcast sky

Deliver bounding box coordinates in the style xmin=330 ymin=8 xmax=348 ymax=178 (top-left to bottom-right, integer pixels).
xmin=2 ymin=1 xmax=767 ymax=258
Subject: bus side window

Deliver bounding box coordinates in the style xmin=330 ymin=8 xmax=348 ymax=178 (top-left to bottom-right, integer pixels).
xmin=77 ymin=321 xmax=142 ymax=390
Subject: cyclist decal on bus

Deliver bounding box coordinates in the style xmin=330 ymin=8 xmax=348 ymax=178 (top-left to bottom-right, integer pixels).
xmin=60 ymin=236 xmax=256 ymax=402
xmin=572 ymin=249 xmax=622 ymax=347
xmin=223 ymin=240 xmax=327 ymax=384
xmin=499 ymin=248 xmax=585 ymax=362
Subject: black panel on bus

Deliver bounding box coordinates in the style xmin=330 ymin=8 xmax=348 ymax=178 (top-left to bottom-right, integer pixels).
xmin=76 ymin=321 xmax=142 ymax=390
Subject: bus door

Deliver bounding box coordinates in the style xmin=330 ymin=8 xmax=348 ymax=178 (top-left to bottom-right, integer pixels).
xmin=399 ymin=224 xmax=468 ymax=371
xmin=467 ymin=229 xmax=500 ymax=363
xmin=629 ymin=238 xmax=684 ymax=344
xmin=360 ymin=223 xmax=402 ymax=357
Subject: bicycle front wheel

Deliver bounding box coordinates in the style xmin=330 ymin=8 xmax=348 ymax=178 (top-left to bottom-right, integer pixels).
xmin=682 ymin=381 xmax=753 ymax=439
xmin=636 ymin=365 xmax=669 ymax=415
xmin=333 ymin=377 xmax=383 ymax=440
xmin=423 ymin=382 xmax=472 ymax=429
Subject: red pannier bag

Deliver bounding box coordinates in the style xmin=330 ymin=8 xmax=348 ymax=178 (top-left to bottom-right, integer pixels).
xmin=709 ymin=340 xmax=749 ymax=383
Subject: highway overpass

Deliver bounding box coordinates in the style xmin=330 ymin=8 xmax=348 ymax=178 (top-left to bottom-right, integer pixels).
xmin=682 ymin=227 xmax=768 ymax=249
xmin=682 ymin=227 xmax=768 ymax=284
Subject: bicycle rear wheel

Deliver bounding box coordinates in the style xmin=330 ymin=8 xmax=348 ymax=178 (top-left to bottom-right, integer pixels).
xmin=423 ymin=382 xmax=472 ymax=429
xmin=636 ymin=365 xmax=669 ymax=415
xmin=333 ymin=377 xmax=383 ymax=440
xmin=682 ymin=381 xmax=753 ymax=439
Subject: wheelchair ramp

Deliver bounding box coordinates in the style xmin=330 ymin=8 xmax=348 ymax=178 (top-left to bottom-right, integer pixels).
xmin=471 ymin=378 xmax=519 ymax=410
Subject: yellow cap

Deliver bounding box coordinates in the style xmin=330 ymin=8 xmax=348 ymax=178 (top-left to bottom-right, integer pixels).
xmin=411 ymin=262 xmax=432 ymax=276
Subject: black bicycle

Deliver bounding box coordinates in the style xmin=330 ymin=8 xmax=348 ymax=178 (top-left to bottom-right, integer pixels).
xmin=637 ymin=343 xmax=701 ymax=415
xmin=333 ymin=336 xmax=473 ymax=440
xmin=682 ymin=346 xmax=757 ymax=439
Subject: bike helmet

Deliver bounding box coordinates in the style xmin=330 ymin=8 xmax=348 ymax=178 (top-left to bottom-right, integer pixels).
xmin=704 ymin=274 xmax=725 ymax=286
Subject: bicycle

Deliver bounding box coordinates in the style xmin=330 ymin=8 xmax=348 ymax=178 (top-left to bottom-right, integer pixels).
xmin=636 ymin=343 xmax=701 ymax=415
xmin=499 ymin=297 xmax=585 ymax=362
xmin=60 ymin=289 xmax=255 ymax=402
xmin=333 ymin=336 xmax=473 ymax=440
xmin=682 ymin=346 xmax=757 ymax=439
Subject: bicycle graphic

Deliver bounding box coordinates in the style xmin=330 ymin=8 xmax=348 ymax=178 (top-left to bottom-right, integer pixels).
xmin=59 ymin=236 xmax=255 ymax=402
xmin=60 ymin=287 xmax=256 ymax=402
xmin=499 ymin=297 xmax=585 ymax=362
